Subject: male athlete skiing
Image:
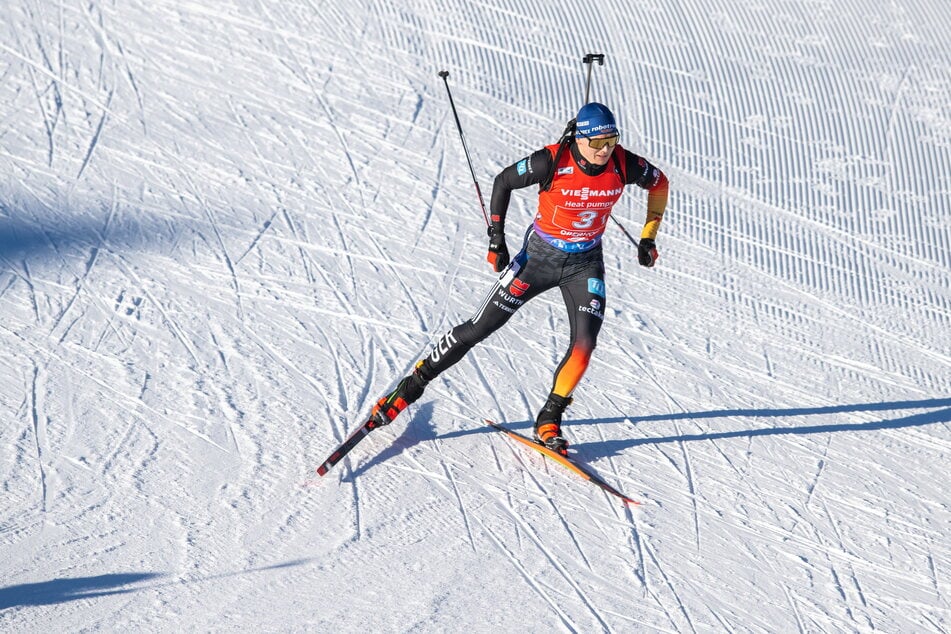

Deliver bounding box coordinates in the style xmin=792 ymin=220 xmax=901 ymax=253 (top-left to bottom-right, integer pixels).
xmin=368 ymin=102 xmax=669 ymax=455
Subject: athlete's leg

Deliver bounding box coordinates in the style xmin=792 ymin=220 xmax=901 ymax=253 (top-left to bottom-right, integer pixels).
xmin=420 ymin=250 xmax=545 ymax=379
xmin=533 ymin=269 xmax=606 ymax=453
xmin=371 ymin=268 xmax=535 ymax=425
xmin=550 ymin=273 xmax=606 ymax=398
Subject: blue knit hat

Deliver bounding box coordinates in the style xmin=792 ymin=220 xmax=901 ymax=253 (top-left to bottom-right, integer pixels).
xmin=575 ymin=102 xmax=618 ymax=137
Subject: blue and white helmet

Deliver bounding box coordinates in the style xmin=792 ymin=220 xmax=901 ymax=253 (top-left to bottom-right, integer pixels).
xmin=575 ymin=102 xmax=618 ymax=137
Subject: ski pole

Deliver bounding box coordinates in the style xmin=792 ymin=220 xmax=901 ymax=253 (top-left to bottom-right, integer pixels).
xmin=438 ymin=70 xmax=490 ymax=227
xmin=609 ymin=215 xmax=640 ymax=247
xmin=582 ymin=53 xmax=604 ymax=104
xmin=580 ymin=54 xmax=639 ymax=247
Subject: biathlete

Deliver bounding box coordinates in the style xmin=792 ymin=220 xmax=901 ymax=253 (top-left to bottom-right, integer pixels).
xmin=368 ymin=102 xmax=669 ymax=455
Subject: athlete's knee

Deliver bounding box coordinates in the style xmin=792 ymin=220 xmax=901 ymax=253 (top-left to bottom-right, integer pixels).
xmin=584 ymin=339 xmax=597 ymax=357
xmin=454 ymin=319 xmax=491 ymax=346
xmin=552 ymin=342 xmax=595 ymax=396
xmin=428 ymin=318 xmax=487 ymax=359
xmin=574 ymin=338 xmax=597 ymax=360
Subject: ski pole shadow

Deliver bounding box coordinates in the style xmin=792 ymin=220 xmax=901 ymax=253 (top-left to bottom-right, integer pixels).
xmin=571 ymin=398 xmax=951 ymax=461
xmin=0 ymin=572 xmax=162 ymax=610
xmin=343 ymin=402 xmax=437 ymax=480
xmin=0 ymin=559 xmax=315 ymax=611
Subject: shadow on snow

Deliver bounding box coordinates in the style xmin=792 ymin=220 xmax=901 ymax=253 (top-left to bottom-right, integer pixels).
xmin=0 ymin=199 xmax=185 ymax=265
xmin=0 ymin=559 xmax=314 ymax=611
xmin=344 ymin=402 xmax=437 ymax=480
xmin=571 ymin=397 xmax=951 ymax=460
xmin=435 ymin=397 xmax=951 ymax=452
xmin=0 ymin=573 xmax=162 ymax=610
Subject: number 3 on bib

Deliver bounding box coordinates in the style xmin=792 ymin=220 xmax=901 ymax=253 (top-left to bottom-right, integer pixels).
xmin=572 ymin=210 xmax=601 ymax=230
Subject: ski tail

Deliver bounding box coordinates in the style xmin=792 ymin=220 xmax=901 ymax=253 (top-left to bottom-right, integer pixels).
xmin=316 ymin=419 xmax=380 ymax=476
xmin=486 ymin=419 xmax=639 ymax=505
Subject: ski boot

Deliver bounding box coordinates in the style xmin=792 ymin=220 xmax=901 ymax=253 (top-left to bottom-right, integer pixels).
xmin=369 ymin=363 xmax=429 ymax=426
xmin=533 ymin=393 xmax=572 ymax=455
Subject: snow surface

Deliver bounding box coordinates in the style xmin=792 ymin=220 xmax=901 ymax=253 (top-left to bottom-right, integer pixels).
xmin=1 ymin=0 xmax=950 ymax=631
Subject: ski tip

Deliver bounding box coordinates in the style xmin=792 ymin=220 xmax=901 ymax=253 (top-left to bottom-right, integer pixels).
xmin=316 ymin=465 xmax=329 ymax=477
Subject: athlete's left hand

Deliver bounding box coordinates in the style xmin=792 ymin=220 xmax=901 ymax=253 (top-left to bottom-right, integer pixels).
xmin=638 ymin=239 xmax=659 ymax=267
xmin=487 ymin=226 xmax=509 ymax=272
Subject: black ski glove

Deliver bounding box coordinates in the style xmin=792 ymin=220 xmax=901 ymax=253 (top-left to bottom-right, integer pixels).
xmin=487 ymin=225 xmax=509 ymax=272
xmin=638 ymin=238 xmax=659 ymax=267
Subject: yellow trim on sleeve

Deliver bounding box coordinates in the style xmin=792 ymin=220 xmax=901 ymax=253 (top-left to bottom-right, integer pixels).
xmin=640 ymin=174 xmax=669 ymax=240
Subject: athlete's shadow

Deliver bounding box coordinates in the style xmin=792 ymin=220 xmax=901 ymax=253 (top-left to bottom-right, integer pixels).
xmin=344 ymin=402 xmax=437 ymax=480
xmin=569 ymin=397 xmax=951 ymax=462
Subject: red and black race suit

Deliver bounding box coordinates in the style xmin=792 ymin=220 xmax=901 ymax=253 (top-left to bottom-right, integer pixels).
xmin=489 ymin=142 xmax=663 ymax=251
xmin=422 ymin=232 xmax=607 ymax=398
xmin=417 ymin=142 xmax=666 ymax=400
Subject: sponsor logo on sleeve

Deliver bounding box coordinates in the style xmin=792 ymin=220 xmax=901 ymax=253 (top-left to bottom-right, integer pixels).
xmin=516 ymin=159 xmax=528 ymax=176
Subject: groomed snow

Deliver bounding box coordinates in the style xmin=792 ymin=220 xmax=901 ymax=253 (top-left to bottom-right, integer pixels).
xmin=1 ymin=0 xmax=949 ymax=631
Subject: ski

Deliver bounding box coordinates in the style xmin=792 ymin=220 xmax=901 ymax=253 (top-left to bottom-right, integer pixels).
xmin=486 ymin=419 xmax=639 ymax=505
xmin=316 ymin=418 xmax=383 ymax=476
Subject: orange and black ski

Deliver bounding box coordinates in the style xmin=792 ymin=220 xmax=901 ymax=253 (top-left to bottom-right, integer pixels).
xmin=486 ymin=419 xmax=639 ymax=505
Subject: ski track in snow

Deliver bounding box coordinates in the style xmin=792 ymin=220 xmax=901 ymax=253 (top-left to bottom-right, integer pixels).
xmin=1 ymin=0 xmax=950 ymax=631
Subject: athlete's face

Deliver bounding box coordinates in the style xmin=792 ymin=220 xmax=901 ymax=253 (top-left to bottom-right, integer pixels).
xmin=577 ymin=133 xmax=619 ymax=166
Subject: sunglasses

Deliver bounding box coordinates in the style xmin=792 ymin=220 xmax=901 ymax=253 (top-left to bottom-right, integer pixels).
xmin=582 ymin=134 xmax=619 ymax=150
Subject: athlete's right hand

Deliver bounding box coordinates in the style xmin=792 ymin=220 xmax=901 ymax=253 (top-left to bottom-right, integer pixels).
xmin=487 ymin=226 xmax=509 ymax=272
xmin=638 ymin=238 xmax=659 ymax=267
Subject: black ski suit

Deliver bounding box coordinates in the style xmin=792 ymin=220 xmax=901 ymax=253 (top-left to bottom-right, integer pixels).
xmin=417 ymin=140 xmax=667 ymax=400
